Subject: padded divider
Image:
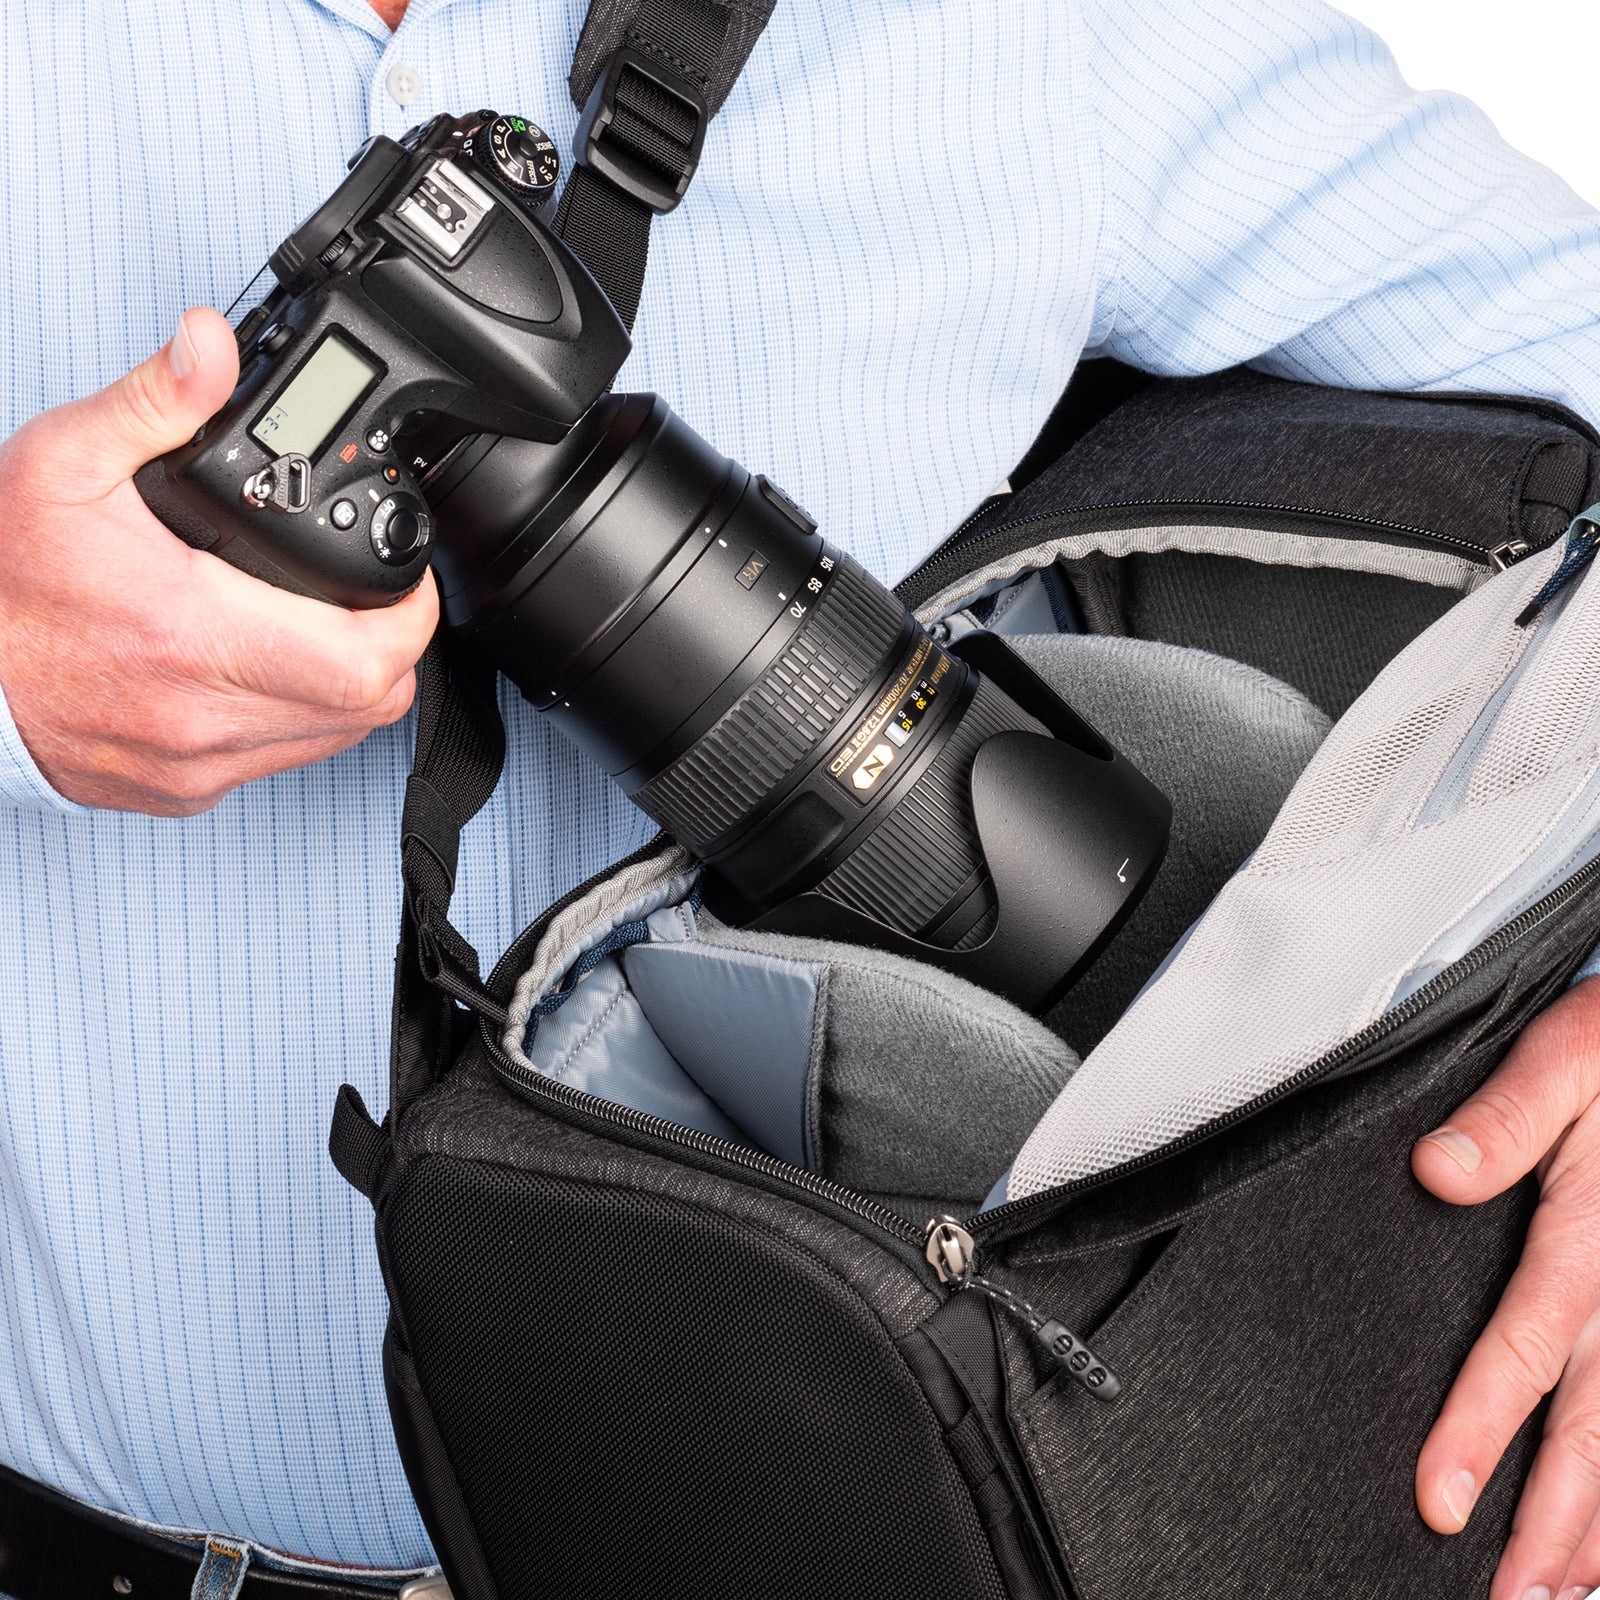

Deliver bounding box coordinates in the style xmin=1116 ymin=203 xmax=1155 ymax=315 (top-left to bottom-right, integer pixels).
xmin=696 ymin=923 xmax=1081 ymax=1204
xmin=1010 ymin=634 xmax=1333 ymax=1054
xmin=623 ymin=939 xmax=822 ymax=1168
xmin=528 ymin=943 xmax=752 ymax=1146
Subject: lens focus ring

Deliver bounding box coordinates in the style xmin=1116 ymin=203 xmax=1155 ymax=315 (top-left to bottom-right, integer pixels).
xmin=634 ymin=554 xmax=908 ymax=851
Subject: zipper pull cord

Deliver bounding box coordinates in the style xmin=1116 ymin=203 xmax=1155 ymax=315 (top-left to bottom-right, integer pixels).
xmin=924 ymin=1218 xmax=1123 ymax=1404
xmin=1517 ymin=504 xmax=1600 ymax=627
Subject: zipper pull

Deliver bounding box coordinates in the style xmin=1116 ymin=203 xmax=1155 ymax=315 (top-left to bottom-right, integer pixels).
xmin=923 ymin=1217 xmax=1123 ymax=1404
xmin=1516 ymin=506 xmax=1600 ymax=627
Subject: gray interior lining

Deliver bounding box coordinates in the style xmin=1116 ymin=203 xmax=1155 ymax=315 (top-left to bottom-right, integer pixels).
xmin=504 ymin=845 xmax=699 ymax=1038
xmin=915 ymin=524 xmax=1486 ymax=627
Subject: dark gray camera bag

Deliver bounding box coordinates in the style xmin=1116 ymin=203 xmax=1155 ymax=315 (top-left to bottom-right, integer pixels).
xmin=330 ymin=365 xmax=1600 ymax=1600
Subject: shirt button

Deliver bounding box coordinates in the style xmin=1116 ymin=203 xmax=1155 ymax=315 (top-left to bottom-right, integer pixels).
xmin=386 ymin=63 xmax=422 ymax=106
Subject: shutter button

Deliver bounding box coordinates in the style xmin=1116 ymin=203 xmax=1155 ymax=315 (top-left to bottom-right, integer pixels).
xmin=386 ymin=63 xmax=421 ymax=107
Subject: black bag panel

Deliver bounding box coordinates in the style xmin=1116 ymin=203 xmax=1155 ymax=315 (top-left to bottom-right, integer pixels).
xmin=390 ymin=1037 xmax=942 ymax=1336
xmin=989 ymin=367 xmax=1600 ymax=562
xmin=383 ymin=1325 xmax=501 ymax=1600
xmin=380 ymin=1150 xmax=1009 ymax=1600
xmin=991 ymin=887 xmax=1600 ymax=1600
xmin=1117 ymin=549 xmax=1465 ymax=717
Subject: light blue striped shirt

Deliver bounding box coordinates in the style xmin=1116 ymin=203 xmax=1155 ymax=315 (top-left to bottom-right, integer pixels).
xmin=5 ymin=0 xmax=1600 ymax=1572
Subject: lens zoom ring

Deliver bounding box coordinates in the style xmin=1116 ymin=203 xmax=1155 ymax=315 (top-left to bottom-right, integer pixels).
xmin=816 ymin=675 xmax=1044 ymax=940
xmin=635 ymin=557 xmax=907 ymax=848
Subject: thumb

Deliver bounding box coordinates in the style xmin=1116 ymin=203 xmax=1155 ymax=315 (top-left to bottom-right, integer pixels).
xmin=55 ymin=308 xmax=239 ymax=494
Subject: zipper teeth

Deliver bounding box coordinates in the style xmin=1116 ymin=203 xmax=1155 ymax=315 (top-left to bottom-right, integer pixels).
xmin=485 ymin=844 xmax=1600 ymax=1266
xmin=969 ymin=848 xmax=1600 ymax=1242
xmin=905 ymin=498 xmax=1522 ymax=597
xmin=486 ymin=1031 xmax=925 ymax=1246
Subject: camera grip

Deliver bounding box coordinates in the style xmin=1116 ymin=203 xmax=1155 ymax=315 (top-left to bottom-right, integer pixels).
xmin=133 ymin=457 xmax=332 ymax=603
xmin=134 ymin=457 xmax=222 ymax=551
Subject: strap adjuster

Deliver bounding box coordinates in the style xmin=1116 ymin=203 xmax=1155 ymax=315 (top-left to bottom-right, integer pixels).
xmin=574 ymin=46 xmax=709 ymax=213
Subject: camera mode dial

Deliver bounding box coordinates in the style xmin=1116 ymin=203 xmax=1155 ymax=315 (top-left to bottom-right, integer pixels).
xmin=469 ymin=114 xmax=560 ymax=199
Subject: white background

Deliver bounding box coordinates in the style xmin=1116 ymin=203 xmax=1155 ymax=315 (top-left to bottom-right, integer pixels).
xmin=1341 ymin=0 xmax=1600 ymax=204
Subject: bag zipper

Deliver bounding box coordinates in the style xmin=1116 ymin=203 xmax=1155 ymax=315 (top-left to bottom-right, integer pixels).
xmin=483 ymin=834 xmax=1600 ymax=1399
xmin=966 ymin=847 xmax=1600 ymax=1250
xmin=925 ymin=1216 xmax=1122 ymax=1404
xmin=900 ymin=497 xmax=1539 ymax=608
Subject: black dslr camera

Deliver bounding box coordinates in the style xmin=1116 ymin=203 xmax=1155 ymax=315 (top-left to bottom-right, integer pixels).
xmin=136 ymin=110 xmax=1168 ymax=1011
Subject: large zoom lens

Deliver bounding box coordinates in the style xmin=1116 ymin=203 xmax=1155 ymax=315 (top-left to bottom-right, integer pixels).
xmin=422 ymin=393 xmax=1054 ymax=951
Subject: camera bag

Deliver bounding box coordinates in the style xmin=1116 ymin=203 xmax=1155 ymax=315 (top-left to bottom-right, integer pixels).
xmin=329 ymin=357 xmax=1600 ymax=1600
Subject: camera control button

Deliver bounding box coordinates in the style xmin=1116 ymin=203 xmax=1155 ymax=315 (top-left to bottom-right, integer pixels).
xmin=756 ymin=475 xmax=818 ymax=534
xmin=330 ymin=499 xmax=359 ymax=531
xmin=475 ymin=114 xmax=560 ymax=199
xmin=370 ymin=493 xmax=431 ymax=564
xmin=387 ymin=508 xmax=423 ymax=553
xmin=365 ymin=427 xmax=390 ymax=453
xmin=259 ymin=322 xmax=293 ymax=356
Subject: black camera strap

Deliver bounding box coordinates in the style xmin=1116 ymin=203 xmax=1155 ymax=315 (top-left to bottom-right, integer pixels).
xmin=556 ymin=0 xmax=777 ymax=328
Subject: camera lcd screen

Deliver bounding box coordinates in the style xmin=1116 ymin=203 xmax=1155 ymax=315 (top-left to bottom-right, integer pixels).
xmin=251 ymin=333 xmax=380 ymax=459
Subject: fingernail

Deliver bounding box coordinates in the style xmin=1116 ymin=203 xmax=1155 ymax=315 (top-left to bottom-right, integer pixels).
xmin=1557 ymin=1587 xmax=1591 ymax=1600
xmin=1421 ymin=1128 xmax=1484 ymax=1174
xmin=168 ymin=313 xmax=198 ymax=381
xmin=1523 ymin=1586 xmax=1552 ymax=1600
xmin=1440 ymin=1467 xmax=1478 ymax=1529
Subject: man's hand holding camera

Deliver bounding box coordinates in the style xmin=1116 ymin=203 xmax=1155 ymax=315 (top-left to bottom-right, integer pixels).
xmin=0 ymin=307 xmax=437 ymax=815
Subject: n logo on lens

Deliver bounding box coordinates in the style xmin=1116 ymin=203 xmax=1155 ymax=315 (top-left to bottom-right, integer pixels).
xmin=852 ymin=743 xmax=895 ymax=791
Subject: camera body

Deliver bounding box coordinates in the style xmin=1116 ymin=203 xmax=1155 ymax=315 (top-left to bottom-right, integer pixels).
xmin=135 ymin=114 xmax=628 ymax=607
xmin=136 ymin=108 xmax=1170 ymax=1012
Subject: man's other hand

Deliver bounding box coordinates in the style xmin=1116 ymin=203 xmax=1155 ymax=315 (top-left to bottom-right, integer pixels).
xmin=1414 ymin=974 xmax=1600 ymax=1600
xmin=0 ymin=308 xmax=439 ymax=815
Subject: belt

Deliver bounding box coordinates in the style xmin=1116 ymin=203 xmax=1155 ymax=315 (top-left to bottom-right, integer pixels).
xmin=0 ymin=1461 xmax=421 ymax=1600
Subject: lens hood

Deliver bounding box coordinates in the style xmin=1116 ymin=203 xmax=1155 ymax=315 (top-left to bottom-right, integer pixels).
xmin=744 ymin=630 xmax=1171 ymax=1013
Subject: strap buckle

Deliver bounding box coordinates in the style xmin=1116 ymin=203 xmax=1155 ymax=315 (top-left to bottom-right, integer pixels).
xmin=574 ymin=46 xmax=709 ymax=213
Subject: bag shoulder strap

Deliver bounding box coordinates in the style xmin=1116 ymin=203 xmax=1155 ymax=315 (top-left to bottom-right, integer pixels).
xmin=330 ymin=634 xmax=506 ymax=1191
xmin=557 ymin=0 xmax=777 ymax=328
xmin=389 ymin=637 xmax=507 ymax=1120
